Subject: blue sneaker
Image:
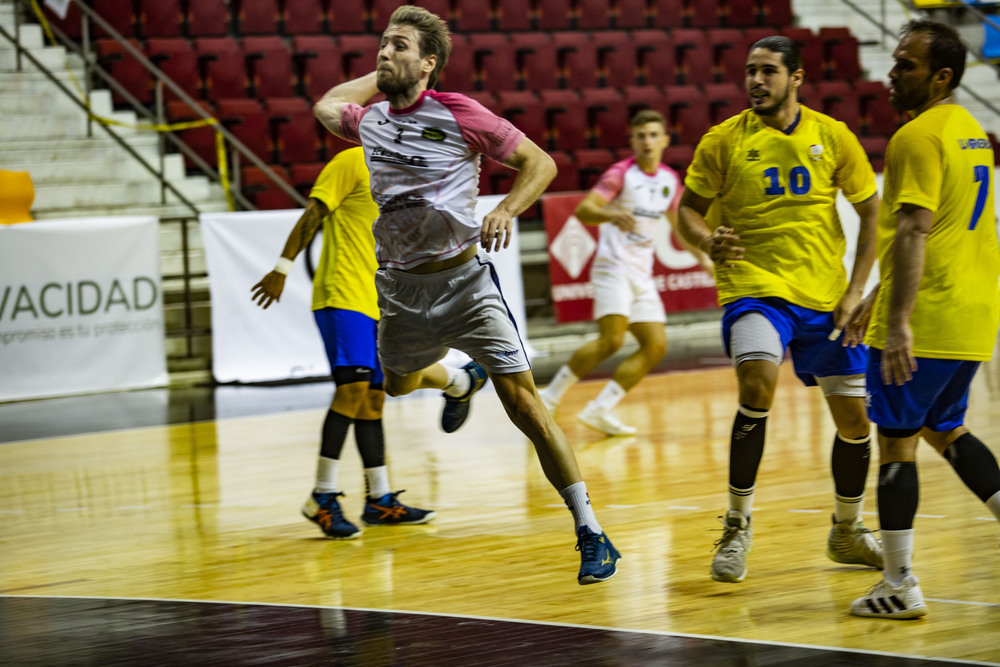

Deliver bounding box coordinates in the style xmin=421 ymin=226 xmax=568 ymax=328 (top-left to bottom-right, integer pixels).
xmin=362 ymin=490 xmax=436 ymax=526
xmin=441 ymin=361 xmax=487 ymax=433
xmin=302 ymin=491 xmax=361 ymax=540
xmin=576 ymin=526 xmax=621 ymax=585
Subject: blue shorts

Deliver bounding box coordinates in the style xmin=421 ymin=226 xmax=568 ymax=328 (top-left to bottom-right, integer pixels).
xmin=866 ymin=348 xmax=978 ymax=432
xmin=313 ymin=308 xmax=384 ymax=386
xmin=722 ymin=297 xmax=867 ymax=387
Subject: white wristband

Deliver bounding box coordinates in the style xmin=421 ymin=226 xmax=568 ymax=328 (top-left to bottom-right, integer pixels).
xmin=274 ymin=257 xmax=294 ymax=275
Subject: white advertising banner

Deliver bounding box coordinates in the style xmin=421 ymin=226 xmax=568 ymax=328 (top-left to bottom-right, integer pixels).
xmin=201 ymin=195 xmax=532 ymax=383
xmin=0 ymin=216 xmax=167 ymax=401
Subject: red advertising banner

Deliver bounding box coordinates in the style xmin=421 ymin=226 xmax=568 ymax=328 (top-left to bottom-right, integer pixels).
xmin=542 ymin=192 xmax=718 ymax=323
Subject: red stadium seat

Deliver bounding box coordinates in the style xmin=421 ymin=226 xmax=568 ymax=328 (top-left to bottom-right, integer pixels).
xmin=495 ymin=0 xmax=534 ymax=31
xmin=290 ymin=162 xmax=327 ymax=197
xmin=581 ymin=88 xmax=629 ymax=149
xmin=453 ymin=0 xmax=493 ymax=31
xmin=243 ymin=36 xmax=296 ymax=99
xmin=188 ymin=0 xmax=230 ymax=36
xmin=479 ymin=157 xmax=517 ymax=195
xmin=612 ymin=0 xmax=650 ymax=29
xmin=576 ymin=0 xmax=613 ymax=30
xmin=556 ymin=31 xmax=600 ymax=89
xmin=708 ymin=28 xmax=746 ymax=85
xmin=370 ymin=0 xmax=405 ymax=32
xmin=292 ymin=36 xmax=342 ymax=101
xmin=146 ymin=38 xmax=202 ymax=101
xmin=819 ymin=27 xmax=861 ymax=81
xmin=594 ymin=31 xmax=641 ymax=87
xmin=283 ymin=0 xmax=329 ymax=35
xmin=859 ymin=136 xmax=888 ymax=173
xmin=663 ymin=84 xmax=710 ymax=145
xmin=535 ymin=0 xmax=574 ymax=30
xmin=167 ymin=100 xmax=218 ymax=168
xmin=702 ymin=81 xmax=745 ymax=124
xmin=815 ymin=80 xmax=859 ymax=133
xmin=138 ymin=0 xmax=184 ymax=38
xmin=546 ymin=150 xmax=577 ymax=193
xmin=855 ymin=80 xmax=900 ymax=136
xmin=266 ymin=97 xmax=324 ymax=164
xmin=511 ymin=32 xmax=559 ymax=91
xmin=662 ymin=143 xmax=694 ymax=176
xmin=688 ymin=0 xmax=722 ymax=27
xmin=575 ymin=148 xmax=617 ymax=190
xmin=780 ymin=27 xmax=824 ymax=81
xmin=327 ymin=0 xmax=367 ymax=33
xmin=437 ymin=34 xmax=476 ymax=92
xmin=97 ymin=38 xmax=152 ymax=105
xmin=649 ymin=0 xmax=684 ymax=28
xmin=196 ymin=37 xmax=248 ymax=100
xmin=92 ymin=0 xmax=138 ymax=38
xmin=540 ymin=89 xmax=587 ymax=151
xmin=241 ymin=165 xmax=299 ymax=209
xmin=622 ymin=85 xmax=669 ymax=119
xmin=340 ymin=34 xmax=380 ymax=82
xmin=237 ymin=0 xmax=281 ymax=35
xmin=217 ymin=98 xmax=272 ymax=162
xmin=633 ymin=29 xmax=674 ymax=86
xmin=468 ymin=33 xmax=516 ymax=92
xmin=497 ymin=91 xmax=547 ymax=148
xmin=758 ymin=0 xmax=793 ymax=27
xmin=673 ymin=29 xmax=712 ymax=86
xmin=724 ymin=0 xmax=758 ymax=27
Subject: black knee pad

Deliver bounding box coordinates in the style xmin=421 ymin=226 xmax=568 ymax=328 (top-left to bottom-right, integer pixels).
xmin=333 ymin=365 xmax=374 ymax=386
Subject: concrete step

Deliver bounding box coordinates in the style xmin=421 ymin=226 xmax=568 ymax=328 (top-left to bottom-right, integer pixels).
xmin=0 ymin=108 xmax=144 ymax=139
xmin=31 ymin=176 xmax=225 ymax=211
xmin=32 ymin=198 xmax=229 ymax=221
xmin=3 ymin=152 xmax=190 ymax=184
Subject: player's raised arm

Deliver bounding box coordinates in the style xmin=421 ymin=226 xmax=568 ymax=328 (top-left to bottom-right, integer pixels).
xmin=480 ymin=137 xmax=556 ymax=252
xmin=313 ymin=72 xmax=379 ymax=139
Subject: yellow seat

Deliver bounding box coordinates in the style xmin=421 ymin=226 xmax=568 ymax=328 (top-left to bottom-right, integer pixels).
xmin=0 ymin=170 xmax=35 ymax=224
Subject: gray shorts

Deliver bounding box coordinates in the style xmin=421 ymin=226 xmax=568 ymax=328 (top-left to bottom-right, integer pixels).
xmin=375 ymin=254 xmax=530 ymax=376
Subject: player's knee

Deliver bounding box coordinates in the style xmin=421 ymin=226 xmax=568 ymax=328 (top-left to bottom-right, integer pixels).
xmin=597 ymin=333 xmax=625 ymax=357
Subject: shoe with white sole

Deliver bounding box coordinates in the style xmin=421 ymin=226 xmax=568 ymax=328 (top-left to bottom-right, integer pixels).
xmin=850 ymin=575 xmax=927 ymax=619
xmin=577 ymin=403 xmax=636 ymax=436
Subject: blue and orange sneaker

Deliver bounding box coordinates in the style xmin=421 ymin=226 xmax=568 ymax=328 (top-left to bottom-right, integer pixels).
xmin=362 ymin=490 xmax=436 ymax=526
xmin=576 ymin=525 xmax=621 ymax=585
xmin=302 ymin=491 xmax=361 ymax=540
xmin=441 ymin=361 xmax=488 ymax=433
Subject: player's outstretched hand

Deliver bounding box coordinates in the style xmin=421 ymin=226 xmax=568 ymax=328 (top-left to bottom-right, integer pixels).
xmin=481 ymin=208 xmax=515 ymax=253
xmin=701 ymin=226 xmax=744 ymax=268
xmin=251 ymin=271 xmax=286 ymax=309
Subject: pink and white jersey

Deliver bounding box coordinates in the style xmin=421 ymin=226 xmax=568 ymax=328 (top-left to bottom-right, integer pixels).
xmin=590 ymin=158 xmax=681 ymax=278
xmin=340 ymin=90 xmax=525 ymax=270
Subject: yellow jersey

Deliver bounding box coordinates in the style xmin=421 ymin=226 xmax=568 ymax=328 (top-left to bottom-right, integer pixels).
xmin=685 ymin=106 xmax=877 ymax=311
xmin=308 ymin=147 xmax=381 ymax=320
xmin=865 ymin=104 xmax=999 ymax=360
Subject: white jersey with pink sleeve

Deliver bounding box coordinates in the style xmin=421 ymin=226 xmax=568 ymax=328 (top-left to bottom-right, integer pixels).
xmin=590 ymin=157 xmax=681 ymax=279
xmin=339 ymin=90 xmax=525 ymax=270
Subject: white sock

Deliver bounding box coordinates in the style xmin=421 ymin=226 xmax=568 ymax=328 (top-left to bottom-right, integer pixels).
xmin=881 ymin=529 xmax=915 ymax=586
xmin=728 ymin=484 xmax=755 ymax=518
xmin=591 ymin=380 xmax=627 ymax=409
xmin=365 ymin=465 xmax=391 ymax=499
xmin=443 ymin=366 xmax=472 ymax=397
xmin=560 ymin=481 xmax=602 ymax=533
xmin=544 ymin=365 xmax=579 ymax=401
xmin=986 ymin=490 xmax=1000 ymax=522
xmin=835 ymin=494 xmax=864 ymax=525
xmin=315 ymin=456 xmax=339 ymax=494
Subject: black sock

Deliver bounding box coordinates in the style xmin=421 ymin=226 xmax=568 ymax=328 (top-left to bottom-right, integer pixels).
xmin=943 ymin=432 xmax=1000 ymax=503
xmin=831 ymin=433 xmax=871 ymax=498
xmin=355 ymin=418 xmax=386 ymax=469
xmin=877 ymin=462 xmax=919 ymax=531
xmin=729 ymin=405 xmax=768 ymax=491
xmin=320 ymin=410 xmax=353 ymax=460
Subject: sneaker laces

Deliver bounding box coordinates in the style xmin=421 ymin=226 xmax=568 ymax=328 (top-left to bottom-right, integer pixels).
xmin=711 ymin=516 xmax=746 ymax=552
xmin=576 ymin=531 xmax=601 ymax=560
xmin=317 ymin=491 xmax=349 ymax=521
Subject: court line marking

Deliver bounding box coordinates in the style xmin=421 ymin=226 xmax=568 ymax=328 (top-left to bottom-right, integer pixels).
xmin=2 ymin=595 xmax=997 ymax=666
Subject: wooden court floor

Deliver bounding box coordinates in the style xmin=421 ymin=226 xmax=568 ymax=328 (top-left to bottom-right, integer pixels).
xmin=1 ymin=354 xmax=999 ymax=664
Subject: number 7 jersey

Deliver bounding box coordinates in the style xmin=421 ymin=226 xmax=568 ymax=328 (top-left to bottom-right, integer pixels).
xmin=866 ymin=104 xmax=999 ymax=360
xmin=684 ymin=106 xmax=877 ymax=311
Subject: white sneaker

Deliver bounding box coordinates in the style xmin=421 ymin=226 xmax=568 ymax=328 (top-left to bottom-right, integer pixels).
xmin=711 ymin=510 xmax=752 ymax=583
xmin=538 ymin=387 xmax=559 ymax=413
xmin=826 ymin=514 xmax=884 ymax=569
xmin=577 ymin=403 xmax=637 ymax=436
xmin=850 ymin=575 xmax=927 ymax=619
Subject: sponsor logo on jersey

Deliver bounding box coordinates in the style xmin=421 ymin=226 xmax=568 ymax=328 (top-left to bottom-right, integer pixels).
xmin=378 ymin=192 xmax=428 ymax=213
xmin=958 ymin=138 xmax=991 ymax=150
xmin=370 ymin=146 xmax=428 ymax=167
xmin=421 ymin=126 xmax=446 ymax=141
xmin=808 ymin=144 xmax=824 ymax=162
